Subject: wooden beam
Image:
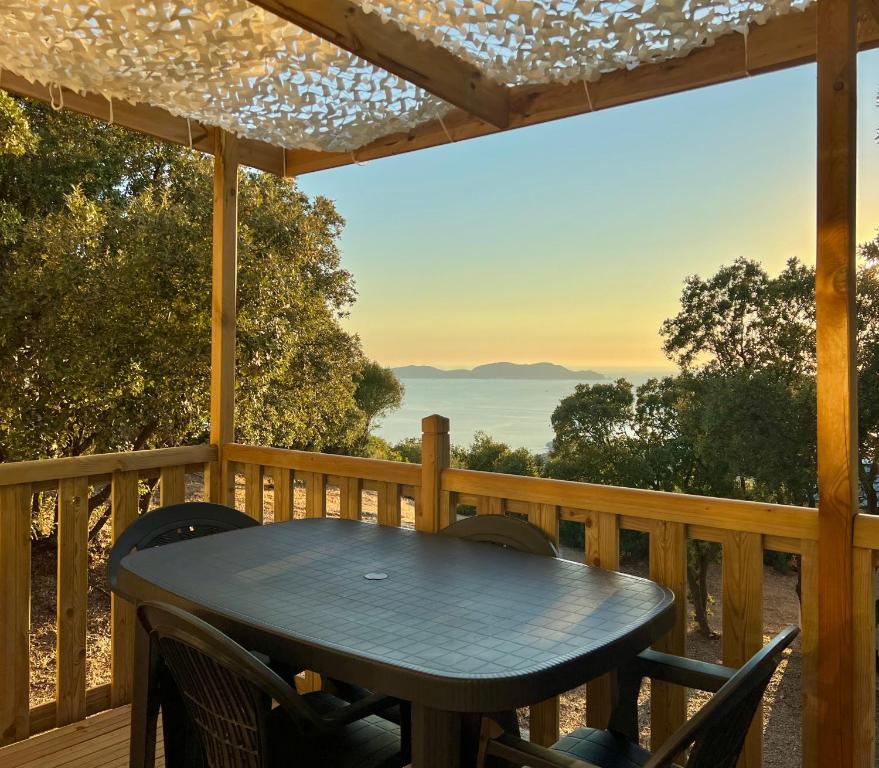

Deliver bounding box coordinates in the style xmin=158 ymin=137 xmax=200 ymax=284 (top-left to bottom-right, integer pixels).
xmin=418 ymin=415 xmax=450 ymax=533
xmin=209 ymin=130 xmax=239 ymax=506
xmin=247 ymin=0 xmax=509 ymax=129
xmin=0 ymin=70 xmax=287 ymax=176
xmin=285 ymin=5 xmax=879 ymax=175
xmin=815 ymin=0 xmax=858 ymax=763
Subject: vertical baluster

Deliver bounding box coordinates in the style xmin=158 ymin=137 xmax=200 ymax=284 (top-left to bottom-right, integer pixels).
xmin=56 ymin=477 xmax=89 ymax=726
xmin=270 ymin=467 xmax=292 ymax=523
xmin=585 ymin=511 xmax=620 ymax=729
xmin=111 ymin=470 xmax=139 ymax=707
xmin=159 ymin=465 xmax=185 ymax=506
xmin=722 ymin=530 xmax=764 ymax=768
xmin=303 ymin=472 xmax=327 ymax=519
xmin=244 ymin=464 xmax=264 ymax=523
xmin=485 ymin=496 xmax=503 ymax=515
xmin=0 ymin=483 xmax=31 ymax=745
xmin=342 ymin=477 xmax=362 ymax=520
xmin=649 ymin=521 xmax=687 ymax=749
xmin=377 ymin=482 xmax=401 ymax=527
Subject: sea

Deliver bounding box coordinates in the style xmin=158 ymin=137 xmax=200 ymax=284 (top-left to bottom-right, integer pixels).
xmin=376 ymin=368 xmax=676 ymax=454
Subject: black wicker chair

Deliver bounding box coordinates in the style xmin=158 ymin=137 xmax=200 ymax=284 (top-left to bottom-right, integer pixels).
xmin=138 ymin=602 xmax=403 ymax=768
xmin=441 ymin=514 xmax=560 ymax=557
xmin=478 ymin=625 xmax=800 ymax=768
xmin=108 ymin=502 xmax=402 ymax=765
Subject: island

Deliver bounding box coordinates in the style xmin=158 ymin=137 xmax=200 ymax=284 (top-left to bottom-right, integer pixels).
xmin=393 ymin=362 xmax=606 ymax=380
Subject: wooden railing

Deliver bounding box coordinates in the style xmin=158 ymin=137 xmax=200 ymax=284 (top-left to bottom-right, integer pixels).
xmin=2 ymin=424 xmax=877 ymax=768
xmin=0 ymin=444 xmax=217 ymax=746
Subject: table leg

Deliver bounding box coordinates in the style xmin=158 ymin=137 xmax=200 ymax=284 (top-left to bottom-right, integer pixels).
xmin=411 ymin=703 xmax=463 ymax=768
xmin=129 ymin=618 xmax=159 ymax=768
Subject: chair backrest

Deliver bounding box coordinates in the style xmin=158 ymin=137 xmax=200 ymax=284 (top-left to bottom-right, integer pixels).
xmin=108 ymin=501 xmax=259 ymax=590
xmin=441 ymin=514 xmax=559 ymax=557
xmin=646 ymin=626 xmax=800 ymax=768
xmin=138 ymin=602 xmax=323 ymax=768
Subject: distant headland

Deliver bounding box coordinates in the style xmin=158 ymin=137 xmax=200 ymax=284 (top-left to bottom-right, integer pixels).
xmin=393 ymin=362 xmax=607 ymax=381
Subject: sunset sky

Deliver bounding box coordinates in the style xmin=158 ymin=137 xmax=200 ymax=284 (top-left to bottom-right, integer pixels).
xmin=298 ymin=49 xmax=879 ymax=371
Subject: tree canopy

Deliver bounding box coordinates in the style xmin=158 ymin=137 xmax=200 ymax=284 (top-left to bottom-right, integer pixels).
xmin=0 ymin=96 xmax=401 ymax=467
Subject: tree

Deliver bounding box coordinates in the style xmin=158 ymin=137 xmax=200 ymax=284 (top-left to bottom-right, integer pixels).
xmin=0 ymin=96 xmax=396 ymax=542
xmin=454 ymin=432 xmax=541 ymax=476
xmin=354 ymin=362 xmax=405 ymax=435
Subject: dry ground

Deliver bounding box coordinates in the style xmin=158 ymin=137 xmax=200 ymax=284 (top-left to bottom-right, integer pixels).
xmin=28 ymin=477 xmax=876 ymax=767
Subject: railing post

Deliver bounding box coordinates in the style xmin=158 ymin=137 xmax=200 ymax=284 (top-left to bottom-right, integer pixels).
xmin=419 ymin=415 xmax=450 ymax=533
xmin=815 ymin=0 xmax=858 ymax=764
xmin=208 ymin=128 xmax=239 ymax=505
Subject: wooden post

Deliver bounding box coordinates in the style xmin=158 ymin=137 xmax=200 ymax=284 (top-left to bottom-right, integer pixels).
xmin=815 ymin=0 xmax=858 ymax=764
xmin=208 ymin=129 xmax=239 ymax=505
xmin=419 ymin=415 xmax=450 ymax=533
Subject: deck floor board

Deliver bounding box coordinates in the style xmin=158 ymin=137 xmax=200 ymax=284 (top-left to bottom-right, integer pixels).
xmin=0 ymin=707 xmax=165 ymax=768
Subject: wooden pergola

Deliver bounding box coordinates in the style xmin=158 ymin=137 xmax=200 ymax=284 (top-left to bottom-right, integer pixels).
xmin=0 ymin=1 xmax=875 ymax=766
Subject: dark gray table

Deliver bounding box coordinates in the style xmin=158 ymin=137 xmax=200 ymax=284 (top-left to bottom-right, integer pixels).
xmin=116 ymin=518 xmax=675 ymax=767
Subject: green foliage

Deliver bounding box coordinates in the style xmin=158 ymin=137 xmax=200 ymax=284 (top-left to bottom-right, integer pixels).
xmin=453 ymin=432 xmax=541 ymax=476
xmin=0 ymin=98 xmax=399 ymax=476
xmin=392 ymin=437 xmax=422 ymax=464
xmin=355 ymin=362 xmax=405 ymax=433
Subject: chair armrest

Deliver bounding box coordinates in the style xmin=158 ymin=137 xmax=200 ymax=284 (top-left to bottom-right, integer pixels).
xmin=485 ymin=733 xmax=601 ymax=768
xmin=635 ymin=649 xmax=736 ymax=693
xmin=477 ymin=718 xmax=600 ymax=768
xmin=320 ymin=692 xmax=403 ymax=728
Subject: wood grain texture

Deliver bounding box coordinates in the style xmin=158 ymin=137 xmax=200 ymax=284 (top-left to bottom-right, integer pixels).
xmin=0 ymin=68 xmax=284 ymax=177
xmin=816 ymin=0 xmax=859 ymax=764
xmin=223 ymin=443 xmax=420 ymax=486
xmin=585 ymin=511 xmax=620 ymax=729
xmin=419 ymin=415 xmax=450 ymax=533
xmin=341 ymin=476 xmax=363 ymax=521
xmin=110 ymin=471 xmax=139 ymax=708
xmin=158 ymin=465 xmax=184 ymax=507
xmin=0 ymin=446 xmax=215 ymax=488
xmin=269 ymin=467 xmax=292 ymax=523
xmin=530 ymin=698 xmax=560 ymax=748
xmin=246 ymin=0 xmax=510 ymax=128
xmin=377 ymin=482 xmax=402 ymax=527
xmin=244 ymin=464 xmax=264 ymax=523
xmin=648 ymin=521 xmax=687 ymax=750
xmin=800 ymin=540 xmax=819 ymax=768
xmin=852 ymin=547 xmax=876 ymax=768
xmin=302 ymin=472 xmax=327 ymax=519
xmin=56 ymin=477 xmax=89 ymax=726
xmin=443 ymin=468 xmax=816 ymax=540
xmin=285 ymin=7 xmax=879 ymax=176
xmin=722 ymin=531 xmax=764 ymax=768
xmin=210 ymin=130 xmax=239 ymax=506
xmin=0 ymin=484 xmax=31 ymax=746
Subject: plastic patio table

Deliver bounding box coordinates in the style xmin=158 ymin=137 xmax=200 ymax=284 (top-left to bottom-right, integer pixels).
xmin=114 ymin=517 xmax=676 ymax=768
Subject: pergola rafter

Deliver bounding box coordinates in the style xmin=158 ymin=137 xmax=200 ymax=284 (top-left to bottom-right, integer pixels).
xmin=246 ymin=0 xmax=511 ymax=129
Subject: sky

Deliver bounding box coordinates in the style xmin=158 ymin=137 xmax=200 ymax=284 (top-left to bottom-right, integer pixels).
xmin=297 ymin=49 xmax=879 ymax=372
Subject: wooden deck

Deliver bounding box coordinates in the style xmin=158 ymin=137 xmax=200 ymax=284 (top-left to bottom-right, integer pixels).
xmin=0 ymin=706 xmax=164 ymax=768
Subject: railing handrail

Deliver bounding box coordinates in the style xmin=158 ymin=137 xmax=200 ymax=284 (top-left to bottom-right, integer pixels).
xmin=0 ymin=444 xmax=216 ymax=487
xmin=442 ymin=466 xmax=818 ymax=540
xmin=224 ymin=443 xmax=421 ymax=486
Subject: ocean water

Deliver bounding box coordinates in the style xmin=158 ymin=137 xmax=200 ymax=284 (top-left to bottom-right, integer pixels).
xmin=376 ymin=369 xmax=675 ymax=453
